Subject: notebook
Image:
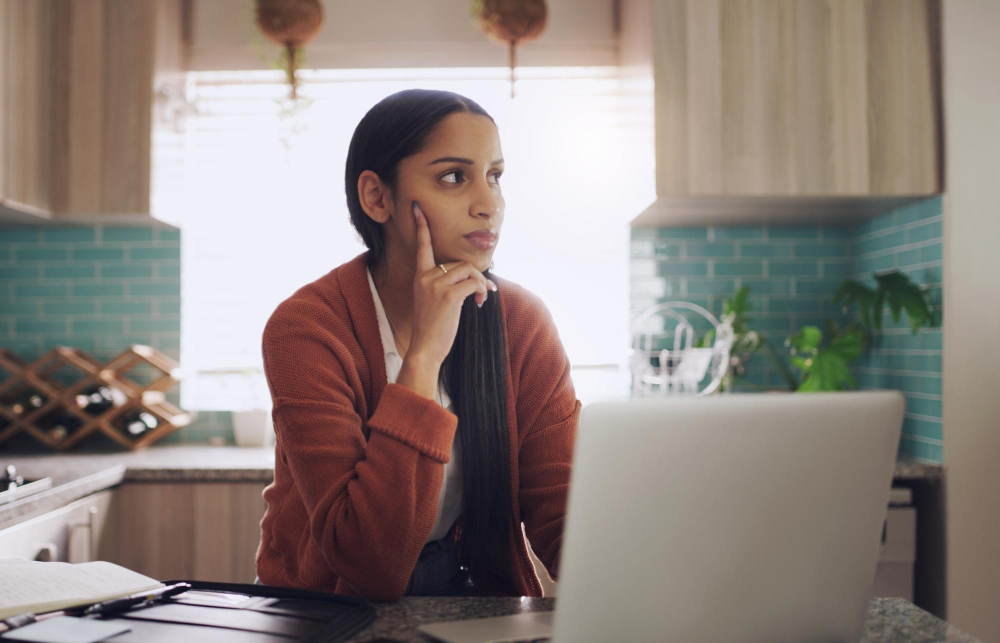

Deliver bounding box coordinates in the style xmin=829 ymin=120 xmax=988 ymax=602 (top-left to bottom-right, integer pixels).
xmin=0 ymin=559 xmax=164 ymax=619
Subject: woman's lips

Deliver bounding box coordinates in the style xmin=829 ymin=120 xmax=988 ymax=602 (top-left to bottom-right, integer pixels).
xmin=464 ymin=228 xmax=498 ymax=251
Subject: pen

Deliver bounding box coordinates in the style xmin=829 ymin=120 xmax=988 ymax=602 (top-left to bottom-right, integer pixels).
xmin=82 ymin=582 xmax=192 ymax=616
xmin=0 ymin=609 xmax=69 ymax=634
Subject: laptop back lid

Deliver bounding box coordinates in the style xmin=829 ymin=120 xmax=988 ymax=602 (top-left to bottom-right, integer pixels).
xmin=552 ymin=391 xmax=905 ymax=643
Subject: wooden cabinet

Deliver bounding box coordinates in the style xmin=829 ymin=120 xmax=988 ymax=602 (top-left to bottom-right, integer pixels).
xmin=627 ymin=0 xmax=942 ymax=202
xmin=0 ymin=0 xmax=185 ymax=220
xmin=115 ymin=482 xmax=267 ymax=583
xmin=0 ymin=0 xmax=53 ymax=217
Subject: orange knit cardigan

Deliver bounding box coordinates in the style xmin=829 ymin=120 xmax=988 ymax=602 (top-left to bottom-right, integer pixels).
xmin=255 ymin=251 xmax=581 ymax=602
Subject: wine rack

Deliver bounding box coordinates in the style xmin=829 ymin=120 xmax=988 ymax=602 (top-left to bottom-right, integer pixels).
xmin=0 ymin=344 xmax=193 ymax=451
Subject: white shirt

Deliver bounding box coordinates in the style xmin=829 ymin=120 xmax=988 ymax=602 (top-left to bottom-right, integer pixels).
xmin=366 ymin=267 xmax=463 ymax=544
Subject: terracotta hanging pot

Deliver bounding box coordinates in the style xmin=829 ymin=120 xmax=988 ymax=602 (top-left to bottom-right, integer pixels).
xmin=254 ymin=0 xmax=325 ymax=100
xmin=472 ymin=0 xmax=548 ymax=98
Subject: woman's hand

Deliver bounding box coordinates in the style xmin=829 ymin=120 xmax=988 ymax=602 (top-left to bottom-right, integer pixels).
xmin=408 ymin=200 xmax=497 ymax=367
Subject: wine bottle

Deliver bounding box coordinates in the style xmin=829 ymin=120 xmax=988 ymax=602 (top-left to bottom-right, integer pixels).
xmin=116 ymin=410 xmax=159 ymax=437
xmin=42 ymin=410 xmax=84 ymax=443
xmin=74 ymin=385 xmax=120 ymax=416
xmin=9 ymin=390 xmax=46 ymax=416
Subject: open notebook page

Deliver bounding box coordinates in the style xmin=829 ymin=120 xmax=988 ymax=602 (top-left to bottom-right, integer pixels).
xmin=0 ymin=559 xmax=164 ymax=619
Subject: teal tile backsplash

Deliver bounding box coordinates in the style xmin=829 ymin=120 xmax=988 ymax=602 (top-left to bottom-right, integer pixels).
xmin=631 ymin=197 xmax=944 ymax=464
xmin=0 ymin=224 xmax=234 ymax=447
xmin=849 ymin=199 xmax=943 ymax=464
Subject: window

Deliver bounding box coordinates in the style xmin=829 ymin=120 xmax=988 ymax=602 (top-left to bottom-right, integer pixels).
xmin=159 ymin=66 xmax=656 ymax=411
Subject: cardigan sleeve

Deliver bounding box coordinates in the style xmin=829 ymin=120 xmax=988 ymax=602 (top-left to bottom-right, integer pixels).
xmin=514 ymin=297 xmax=582 ymax=583
xmin=261 ymin=299 xmax=457 ymax=602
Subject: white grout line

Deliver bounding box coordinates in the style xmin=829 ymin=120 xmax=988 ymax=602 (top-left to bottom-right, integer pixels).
xmin=900 ymin=434 xmax=944 ymax=447
xmin=851 ymin=214 xmax=943 ymax=243
xmin=904 ymin=412 xmax=943 ymax=423
xmin=856 ymin=367 xmax=942 ymax=378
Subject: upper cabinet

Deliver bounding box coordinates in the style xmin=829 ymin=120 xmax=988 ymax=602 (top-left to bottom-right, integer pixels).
xmin=0 ymin=0 xmax=186 ymax=222
xmin=624 ymin=0 xmax=942 ymax=219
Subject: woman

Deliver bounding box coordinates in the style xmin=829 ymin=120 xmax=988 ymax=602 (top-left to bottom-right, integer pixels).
xmin=255 ymin=88 xmax=581 ymax=602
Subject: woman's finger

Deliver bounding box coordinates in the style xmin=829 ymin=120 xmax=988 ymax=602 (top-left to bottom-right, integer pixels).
xmin=413 ymin=201 xmax=437 ymax=275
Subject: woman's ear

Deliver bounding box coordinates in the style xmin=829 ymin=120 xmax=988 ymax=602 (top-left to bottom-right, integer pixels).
xmin=357 ymin=170 xmax=394 ymax=223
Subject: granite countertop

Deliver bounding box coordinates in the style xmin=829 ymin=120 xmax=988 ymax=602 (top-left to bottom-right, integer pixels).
xmin=0 ymin=445 xmax=941 ymax=530
xmin=0 ymin=445 xmax=274 ymax=529
xmin=342 ymin=596 xmax=977 ymax=642
xmin=894 ymin=458 xmax=943 ymax=480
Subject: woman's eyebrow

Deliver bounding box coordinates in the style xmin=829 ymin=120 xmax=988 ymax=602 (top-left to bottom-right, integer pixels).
xmin=428 ymin=156 xmax=504 ymax=166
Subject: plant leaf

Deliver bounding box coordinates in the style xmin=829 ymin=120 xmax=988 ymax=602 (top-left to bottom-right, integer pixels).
xmin=788 ymin=326 xmax=822 ymax=354
xmin=872 ymin=271 xmax=934 ymax=333
xmin=875 ymin=272 xmax=933 ymax=333
xmin=798 ymin=351 xmax=857 ymax=392
xmin=873 ymin=288 xmax=886 ymax=331
xmin=833 ymin=280 xmax=877 ymax=329
xmin=827 ymin=328 xmax=865 ymax=362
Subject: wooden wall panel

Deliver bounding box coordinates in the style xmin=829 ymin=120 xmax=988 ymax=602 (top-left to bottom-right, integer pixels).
xmin=52 ymin=0 xmax=104 ymax=214
xmin=830 ymin=0 xmax=870 ymax=193
xmin=3 ymin=0 xmax=53 ymax=212
xmin=793 ymin=0 xmax=834 ymax=195
xmin=99 ymin=0 xmax=154 ymax=214
xmin=685 ymin=0 xmax=722 ymax=194
xmin=0 ymin=0 xmax=7 ymax=203
xmin=653 ymin=0 xmax=689 ymax=196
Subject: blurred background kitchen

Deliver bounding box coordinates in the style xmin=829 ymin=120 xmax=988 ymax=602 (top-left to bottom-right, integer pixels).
xmin=0 ymin=0 xmax=997 ymax=640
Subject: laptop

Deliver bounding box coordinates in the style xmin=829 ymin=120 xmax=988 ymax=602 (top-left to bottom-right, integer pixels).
xmin=417 ymin=391 xmax=905 ymax=643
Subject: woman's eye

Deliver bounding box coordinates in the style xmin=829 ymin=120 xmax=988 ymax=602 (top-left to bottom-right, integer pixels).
xmin=441 ymin=171 xmax=503 ymax=185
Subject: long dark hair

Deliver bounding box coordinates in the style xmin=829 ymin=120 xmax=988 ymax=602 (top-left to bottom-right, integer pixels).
xmin=344 ymin=88 xmax=517 ymax=594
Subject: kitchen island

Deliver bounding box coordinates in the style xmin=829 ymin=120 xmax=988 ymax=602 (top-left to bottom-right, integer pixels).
xmin=0 ymin=446 xmax=958 ymax=641
xmin=343 ymin=596 xmax=978 ymax=642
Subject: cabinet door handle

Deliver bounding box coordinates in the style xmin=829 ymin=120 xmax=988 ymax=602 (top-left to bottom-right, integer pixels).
xmin=68 ymin=506 xmax=98 ymax=563
xmin=34 ymin=543 xmax=57 ymax=561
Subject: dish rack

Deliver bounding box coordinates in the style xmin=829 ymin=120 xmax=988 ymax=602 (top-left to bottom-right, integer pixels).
xmin=0 ymin=345 xmax=193 ymax=451
xmin=629 ymin=301 xmax=734 ymax=397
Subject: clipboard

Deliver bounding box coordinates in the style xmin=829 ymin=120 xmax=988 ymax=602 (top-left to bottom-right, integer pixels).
xmin=0 ymin=580 xmax=376 ymax=643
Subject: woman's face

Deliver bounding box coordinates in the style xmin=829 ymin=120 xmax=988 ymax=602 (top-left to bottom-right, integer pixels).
xmin=366 ymin=112 xmax=505 ymax=274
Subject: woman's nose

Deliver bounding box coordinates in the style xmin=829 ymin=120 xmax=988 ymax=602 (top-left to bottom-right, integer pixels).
xmin=471 ymin=180 xmax=501 ymax=221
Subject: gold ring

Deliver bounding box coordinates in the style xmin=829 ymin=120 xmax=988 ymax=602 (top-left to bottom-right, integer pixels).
xmin=438 ymin=264 xmax=448 ymax=275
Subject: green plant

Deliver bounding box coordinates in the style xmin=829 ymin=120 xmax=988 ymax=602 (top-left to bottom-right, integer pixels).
xmin=704 ymin=269 xmax=934 ymax=393
xmin=786 ymin=322 xmax=865 ymax=392
xmin=832 ymin=272 xmax=934 ymax=333
xmin=697 ymin=286 xmax=798 ymax=391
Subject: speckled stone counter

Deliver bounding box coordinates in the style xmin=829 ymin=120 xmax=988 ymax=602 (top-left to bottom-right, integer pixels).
xmin=0 ymin=446 xmax=939 ymax=530
xmin=341 ymin=596 xmax=977 ymax=642
xmin=894 ymin=458 xmax=943 ymax=481
xmin=0 ymin=445 xmax=274 ymax=529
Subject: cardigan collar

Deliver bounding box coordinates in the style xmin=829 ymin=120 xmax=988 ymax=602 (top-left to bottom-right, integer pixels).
xmin=337 ymin=251 xmax=388 ymax=422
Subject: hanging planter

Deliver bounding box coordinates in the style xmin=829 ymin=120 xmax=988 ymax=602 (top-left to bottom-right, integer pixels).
xmin=471 ymin=0 xmax=548 ymax=98
xmin=254 ymin=0 xmax=324 ymax=100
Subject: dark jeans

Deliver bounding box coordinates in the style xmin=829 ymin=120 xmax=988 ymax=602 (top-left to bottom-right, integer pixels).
xmin=404 ymin=534 xmax=477 ymax=597
xmin=252 ymin=535 xmax=476 ymax=596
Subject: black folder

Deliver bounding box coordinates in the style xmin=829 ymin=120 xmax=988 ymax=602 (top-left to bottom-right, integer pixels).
xmin=72 ymin=579 xmax=376 ymax=643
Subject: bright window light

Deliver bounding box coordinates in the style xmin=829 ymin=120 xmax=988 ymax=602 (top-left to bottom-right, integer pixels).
xmin=157 ymin=66 xmax=656 ymax=411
